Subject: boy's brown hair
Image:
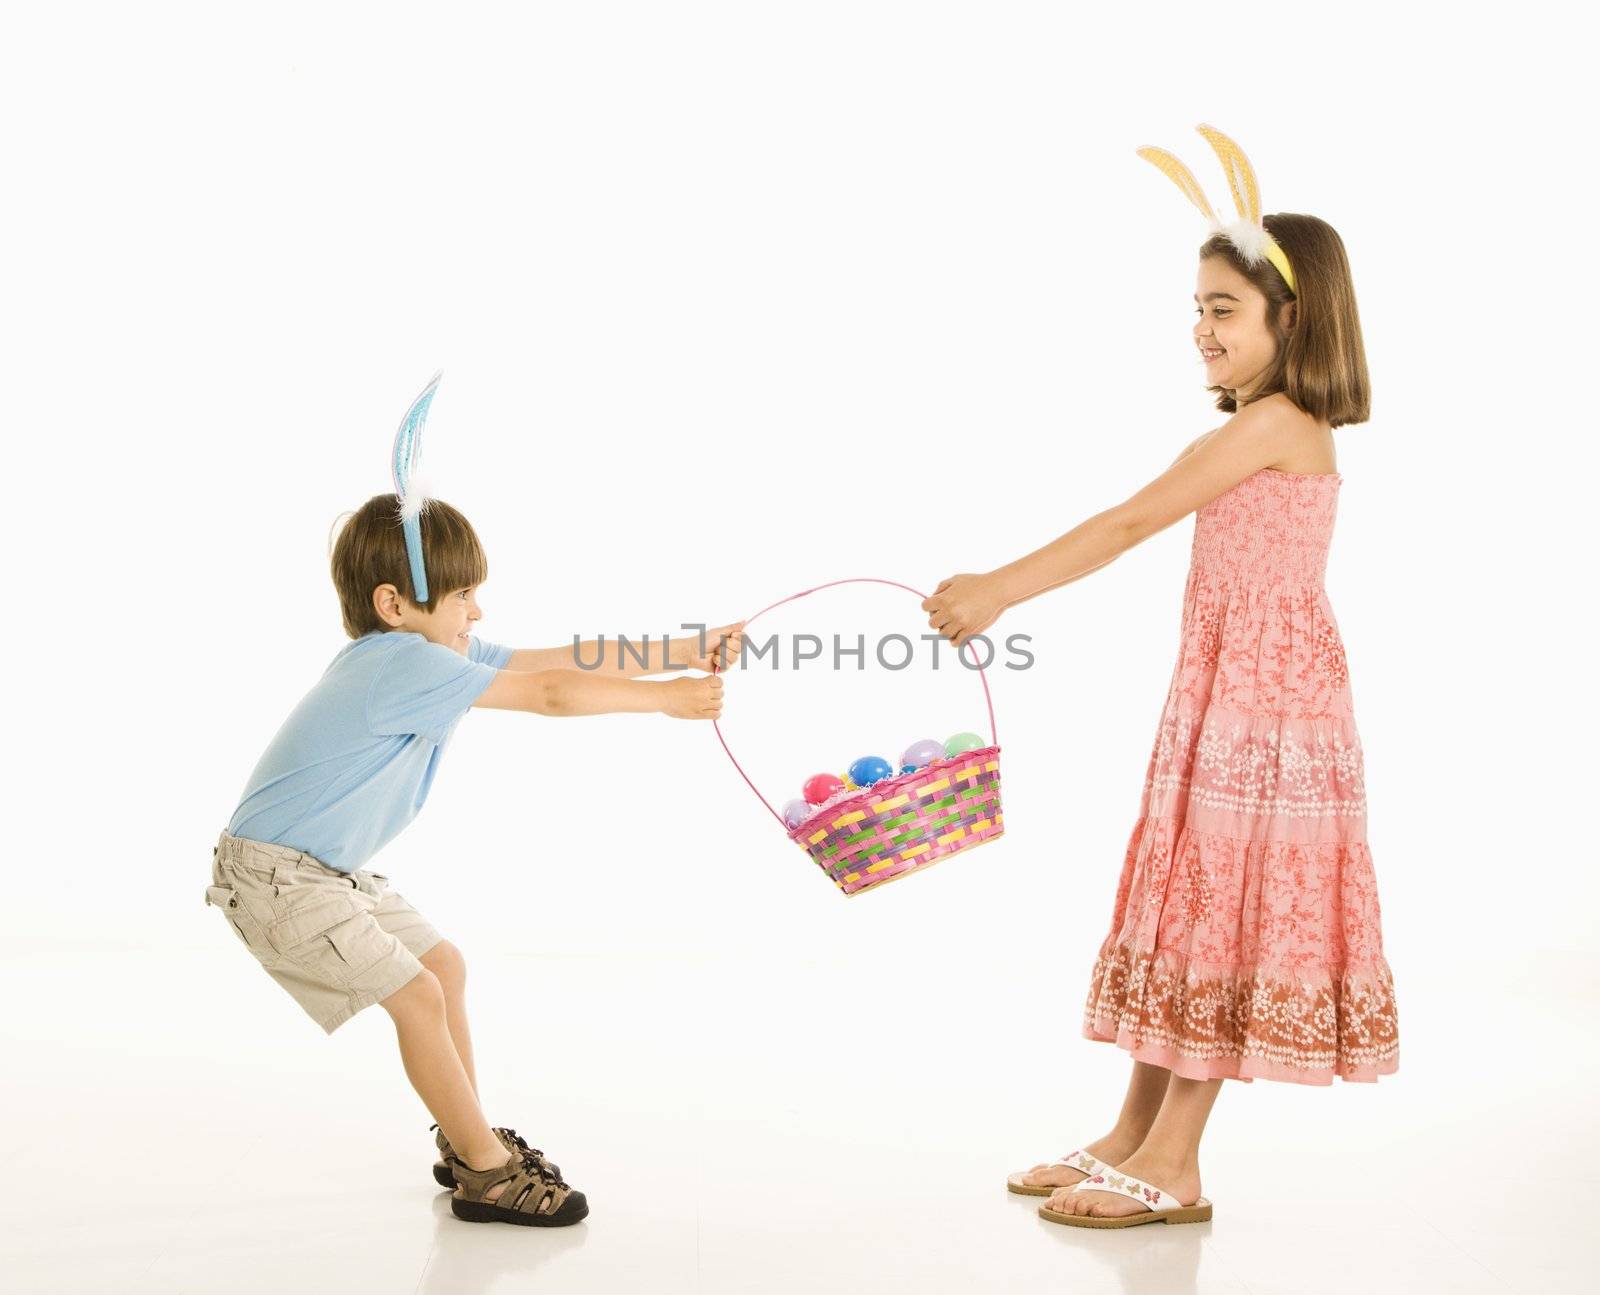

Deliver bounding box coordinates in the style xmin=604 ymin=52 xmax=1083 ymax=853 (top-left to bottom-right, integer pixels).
xmin=328 ymin=495 xmax=490 ymax=639
xmin=1201 ymin=213 xmax=1371 ymax=428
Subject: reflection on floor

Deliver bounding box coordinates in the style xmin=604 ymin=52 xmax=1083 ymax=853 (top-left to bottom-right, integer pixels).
xmin=3 ymin=948 xmax=1590 ymax=1295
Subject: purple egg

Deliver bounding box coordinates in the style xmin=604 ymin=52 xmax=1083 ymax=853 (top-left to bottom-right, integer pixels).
xmin=782 ymin=798 xmax=814 ymax=830
xmin=900 ymin=738 xmax=945 ymax=772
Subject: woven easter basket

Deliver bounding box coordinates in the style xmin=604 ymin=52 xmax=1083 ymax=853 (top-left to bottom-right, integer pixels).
xmin=712 ymin=578 xmax=1004 ymax=897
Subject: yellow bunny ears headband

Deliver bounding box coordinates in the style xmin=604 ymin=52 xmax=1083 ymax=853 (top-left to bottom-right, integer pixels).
xmin=1137 ymin=123 xmax=1296 ymax=296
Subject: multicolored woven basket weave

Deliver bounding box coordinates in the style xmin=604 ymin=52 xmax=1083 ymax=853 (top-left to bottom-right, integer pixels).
xmin=788 ymin=744 xmax=1003 ymax=894
xmin=712 ymin=578 xmax=1004 ymax=897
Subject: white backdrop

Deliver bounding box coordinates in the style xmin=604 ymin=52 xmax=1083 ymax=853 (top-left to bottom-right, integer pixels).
xmin=5 ymin=3 xmax=1592 ymax=1048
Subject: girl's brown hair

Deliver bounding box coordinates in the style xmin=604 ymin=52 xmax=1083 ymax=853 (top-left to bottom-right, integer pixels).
xmin=328 ymin=495 xmax=489 ymax=639
xmin=1201 ymin=212 xmax=1370 ymax=427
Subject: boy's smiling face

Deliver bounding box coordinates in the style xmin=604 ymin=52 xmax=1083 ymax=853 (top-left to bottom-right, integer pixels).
xmin=371 ymin=581 xmax=484 ymax=655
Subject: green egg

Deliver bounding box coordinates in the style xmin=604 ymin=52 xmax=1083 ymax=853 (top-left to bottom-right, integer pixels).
xmin=943 ymin=732 xmax=985 ymax=757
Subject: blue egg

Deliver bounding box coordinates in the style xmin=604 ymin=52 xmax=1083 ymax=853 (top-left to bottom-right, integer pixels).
xmin=848 ymin=755 xmax=894 ymax=788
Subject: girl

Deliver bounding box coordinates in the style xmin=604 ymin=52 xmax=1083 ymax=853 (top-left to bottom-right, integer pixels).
xmin=921 ymin=125 xmax=1398 ymax=1229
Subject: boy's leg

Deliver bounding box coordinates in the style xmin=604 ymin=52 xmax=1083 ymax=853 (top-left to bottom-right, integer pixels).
xmin=381 ymin=969 xmax=513 ymax=1197
xmin=419 ymin=940 xmax=478 ymax=1097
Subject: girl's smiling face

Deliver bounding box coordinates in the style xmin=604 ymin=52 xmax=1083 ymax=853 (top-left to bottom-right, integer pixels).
xmin=1193 ymin=256 xmax=1295 ymax=400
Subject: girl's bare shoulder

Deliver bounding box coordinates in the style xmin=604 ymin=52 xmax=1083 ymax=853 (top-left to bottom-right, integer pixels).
xmin=1182 ymin=398 xmax=1335 ymax=474
xmin=1255 ymin=394 xmax=1337 ymax=474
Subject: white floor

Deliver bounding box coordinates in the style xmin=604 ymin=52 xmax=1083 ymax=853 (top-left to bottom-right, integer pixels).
xmin=3 ymin=946 xmax=1594 ymax=1295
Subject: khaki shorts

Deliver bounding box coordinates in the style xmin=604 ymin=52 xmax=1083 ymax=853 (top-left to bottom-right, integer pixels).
xmin=205 ymin=830 xmax=443 ymax=1034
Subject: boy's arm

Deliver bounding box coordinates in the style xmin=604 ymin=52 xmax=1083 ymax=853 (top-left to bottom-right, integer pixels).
xmin=472 ymin=668 xmax=723 ymax=719
xmin=507 ymin=622 xmax=744 ymax=678
xmin=504 ymin=641 xmax=673 ymax=675
xmin=505 ymin=646 xmax=568 ymax=672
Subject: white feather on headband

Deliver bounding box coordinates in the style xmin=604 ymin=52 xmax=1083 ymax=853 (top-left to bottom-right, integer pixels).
xmin=397 ymin=468 xmax=435 ymax=524
xmin=1217 ymin=217 xmax=1272 ymax=268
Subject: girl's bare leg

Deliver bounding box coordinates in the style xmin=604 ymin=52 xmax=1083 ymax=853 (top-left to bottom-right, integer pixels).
xmin=1049 ymin=1073 xmax=1223 ymax=1217
xmin=1016 ymin=1060 xmax=1171 ymax=1190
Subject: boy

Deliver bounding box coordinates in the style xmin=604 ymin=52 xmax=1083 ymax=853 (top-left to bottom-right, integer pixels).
xmin=207 ymin=493 xmax=742 ymax=1226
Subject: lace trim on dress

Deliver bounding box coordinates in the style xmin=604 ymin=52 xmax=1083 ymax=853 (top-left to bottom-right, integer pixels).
xmin=1145 ymin=708 xmax=1367 ymax=824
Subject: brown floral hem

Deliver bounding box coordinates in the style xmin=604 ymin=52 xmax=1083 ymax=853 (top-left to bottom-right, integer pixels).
xmin=1082 ymin=941 xmax=1399 ymax=1086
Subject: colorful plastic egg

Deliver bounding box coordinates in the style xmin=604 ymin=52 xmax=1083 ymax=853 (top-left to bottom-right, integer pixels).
xmin=803 ymin=772 xmax=846 ymax=805
xmin=848 ymin=755 xmax=894 ymax=788
xmin=900 ymin=738 xmax=944 ymax=772
xmin=943 ymin=731 xmax=985 ymax=757
xmin=782 ymin=798 xmax=813 ymax=829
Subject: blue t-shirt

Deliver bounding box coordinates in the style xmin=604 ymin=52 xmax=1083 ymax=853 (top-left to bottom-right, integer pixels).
xmin=227 ymin=631 xmax=513 ymax=873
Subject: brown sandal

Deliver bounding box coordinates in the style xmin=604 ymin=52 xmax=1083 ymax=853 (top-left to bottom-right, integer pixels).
xmin=431 ymin=1124 xmax=561 ymax=1189
xmin=450 ymin=1147 xmax=588 ymax=1226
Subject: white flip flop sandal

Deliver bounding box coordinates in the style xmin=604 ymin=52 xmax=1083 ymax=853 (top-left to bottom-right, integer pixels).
xmin=1039 ymin=1167 xmax=1213 ymax=1228
xmin=1006 ymin=1148 xmax=1108 ymax=1196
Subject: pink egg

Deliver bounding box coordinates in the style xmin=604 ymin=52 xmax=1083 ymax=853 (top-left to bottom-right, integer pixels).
xmin=803 ymin=772 xmax=845 ymax=805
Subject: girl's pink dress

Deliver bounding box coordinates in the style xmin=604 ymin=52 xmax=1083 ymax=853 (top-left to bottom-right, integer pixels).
xmin=1082 ymin=469 xmax=1399 ymax=1084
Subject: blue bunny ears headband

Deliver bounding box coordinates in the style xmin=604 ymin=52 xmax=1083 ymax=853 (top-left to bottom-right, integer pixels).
xmin=392 ymin=370 xmax=443 ymax=603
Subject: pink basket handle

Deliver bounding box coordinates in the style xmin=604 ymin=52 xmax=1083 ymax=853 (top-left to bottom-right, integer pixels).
xmin=710 ymin=577 xmax=999 ymax=828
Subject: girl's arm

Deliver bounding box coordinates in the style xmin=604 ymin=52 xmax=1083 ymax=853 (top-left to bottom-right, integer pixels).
xmin=982 ymin=426 xmax=1226 ymax=604
xmin=507 ymin=621 xmax=744 ymax=677
xmin=471 ymin=669 xmax=723 ymax=719
xmin=922 ymin=406 xmax=1292 ymax=647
